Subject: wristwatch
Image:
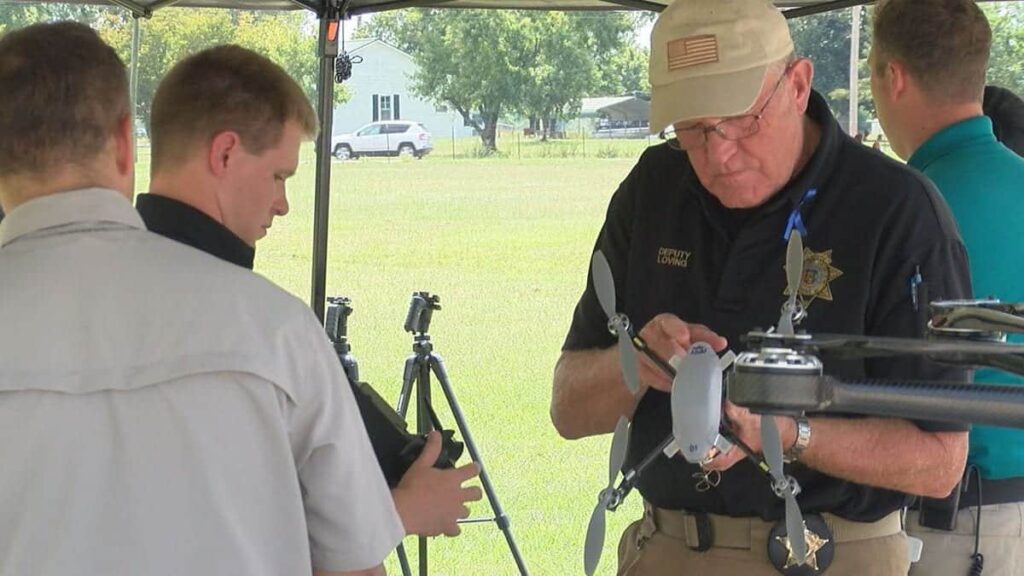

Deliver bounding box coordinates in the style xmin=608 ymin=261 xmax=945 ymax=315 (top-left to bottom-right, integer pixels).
xmin=783 ymin=416 xmax=811 ymax=463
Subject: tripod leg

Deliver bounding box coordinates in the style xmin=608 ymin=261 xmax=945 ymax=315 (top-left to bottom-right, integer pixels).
xmin=396 ymin=354 xmax=418 ymax=418
xmin=396 ymin=542 xmax=412 ymax=576
xmin=429 ymin=355 xmax=530 ymax=576
xmin=415 ymin=355 xmax=431 ymax=576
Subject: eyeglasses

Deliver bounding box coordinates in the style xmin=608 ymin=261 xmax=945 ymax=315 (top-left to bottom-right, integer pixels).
xmin=659 ymin=64 xmax=793 ymax=151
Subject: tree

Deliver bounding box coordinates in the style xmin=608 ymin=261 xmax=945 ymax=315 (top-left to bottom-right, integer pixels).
xmin=361 ymin=9 xmax=531 ymax=150
xmin=789 ymin=7 xmax=873 ymax=132
xmin=594 ymin=43 xmax=650 ymax=97
xmin=518 ymin=12 xmax=635 ymax=139
xmin=984 ymin=3 xmax=1024 ymax=96
xmin=1 ymin=7 xmax=344 ymax=128
xmin=98 ymin=9 xmax=343 ymax=127
xmin=359 ymin=9 xmax=648 ymax=150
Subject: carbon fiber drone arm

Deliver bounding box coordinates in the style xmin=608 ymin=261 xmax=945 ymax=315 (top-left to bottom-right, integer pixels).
xmin=728 ymin=368 xmax=1024 ymax=429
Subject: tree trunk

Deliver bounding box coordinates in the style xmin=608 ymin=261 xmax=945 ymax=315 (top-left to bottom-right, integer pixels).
xmin=478 ymin=108 xmax=500 ymax=151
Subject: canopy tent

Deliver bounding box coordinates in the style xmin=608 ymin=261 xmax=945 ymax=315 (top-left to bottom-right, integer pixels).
xmin=19 ymin=0 xmax=875 ymax=18
xmin=2 ymin=0 xmax=889 ymax=319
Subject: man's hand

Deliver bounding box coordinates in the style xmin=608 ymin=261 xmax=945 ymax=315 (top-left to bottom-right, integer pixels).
xmin=636 ymin=313 xmax=728 ymax=392
xmin=392 ymin=431 xmax=483 ymax=537
xmin=701 ymin=401 xmax=796 ymax=473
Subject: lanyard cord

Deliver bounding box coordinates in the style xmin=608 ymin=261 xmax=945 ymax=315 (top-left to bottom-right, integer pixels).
xmin=783 ymin=188 xmax=817 ymax=242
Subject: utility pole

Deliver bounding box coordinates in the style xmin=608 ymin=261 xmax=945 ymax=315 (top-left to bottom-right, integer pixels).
xmin=849 ymin=5 xmax=862 ymax=136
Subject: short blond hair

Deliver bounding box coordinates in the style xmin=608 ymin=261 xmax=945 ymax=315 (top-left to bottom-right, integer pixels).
xmin=150 ymin=44 xmax=318 ymax=172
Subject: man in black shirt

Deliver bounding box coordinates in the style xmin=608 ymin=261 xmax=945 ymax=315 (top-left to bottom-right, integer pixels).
xmin=137 ymin=45 xmax=482 ymax=542
xmin=551 ymin=0 xmax=971 ymax=574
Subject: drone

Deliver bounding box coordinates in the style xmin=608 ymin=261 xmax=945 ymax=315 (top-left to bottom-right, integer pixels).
xmin=582 ymin=231 xmax=1024 ymax=576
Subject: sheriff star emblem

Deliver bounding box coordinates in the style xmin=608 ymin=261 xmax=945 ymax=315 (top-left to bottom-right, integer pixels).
xmin=777 ymin=525 xmax=831 ymax=570
xmin=784 ymin=247 xmax=843 ymax=309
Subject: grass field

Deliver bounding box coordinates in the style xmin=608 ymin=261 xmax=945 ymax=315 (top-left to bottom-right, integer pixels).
xmin=134 ymin=141 xmax=648 ymax=575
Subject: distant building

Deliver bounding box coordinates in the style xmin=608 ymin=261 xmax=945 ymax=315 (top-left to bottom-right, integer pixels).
xmin=579 ymin=95 xmax=650 ymax=138
xmin=332 ymin=38 xmax=476 ymax=138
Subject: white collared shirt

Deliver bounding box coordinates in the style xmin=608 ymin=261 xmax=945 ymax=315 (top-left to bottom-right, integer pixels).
xmin=0 ymin=188 xmax=403 ymax=575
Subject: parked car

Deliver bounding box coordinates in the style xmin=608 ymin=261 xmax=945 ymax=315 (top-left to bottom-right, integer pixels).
xmin=332 ymin=121 xmax=433 ymax=160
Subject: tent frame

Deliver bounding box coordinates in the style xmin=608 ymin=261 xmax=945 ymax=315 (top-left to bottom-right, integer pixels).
xmin=79 ymin=0 xmax=877 ymax=320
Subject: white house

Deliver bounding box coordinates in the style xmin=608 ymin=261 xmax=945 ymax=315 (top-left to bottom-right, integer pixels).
xmin=332 ymin=38 xmax=476 ymax=139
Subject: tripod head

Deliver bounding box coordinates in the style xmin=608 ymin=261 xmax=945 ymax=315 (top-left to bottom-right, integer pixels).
xmin=404 ymin=292 xmax=442 ymax=336
xmin=325 ymin=296 xmax=353 ymax=343
xmin=325 ymin=296 xmax=359 ymax=384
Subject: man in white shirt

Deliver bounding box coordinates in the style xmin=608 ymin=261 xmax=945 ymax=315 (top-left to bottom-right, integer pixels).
xmin=0 ymin=22 xmax=402 ymax=576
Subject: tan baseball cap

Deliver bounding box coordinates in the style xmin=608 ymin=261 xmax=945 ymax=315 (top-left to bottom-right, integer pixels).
xmin=649 ymin=0 xmax=795 ymax=134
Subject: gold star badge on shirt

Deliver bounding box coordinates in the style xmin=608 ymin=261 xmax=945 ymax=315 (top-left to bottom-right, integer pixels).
xmin=776 ymin=524 xmax=831 ymax=570
xmin=784 ymin=247 xmax=844 ymax=308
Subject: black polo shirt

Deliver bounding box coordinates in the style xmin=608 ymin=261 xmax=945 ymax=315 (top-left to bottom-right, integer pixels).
xmin=563 ymin=90 xmax=972 ymax=522
xmin=136 ymin=193 xmax=255 ymax=269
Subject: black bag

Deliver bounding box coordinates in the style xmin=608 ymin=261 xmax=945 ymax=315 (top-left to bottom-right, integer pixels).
xmin=349 ymin=379 xmax=464 ymax=487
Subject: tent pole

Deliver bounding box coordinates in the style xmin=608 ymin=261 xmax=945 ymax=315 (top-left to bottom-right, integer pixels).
xmin=311 ymin=1 xmax=341 ymax=322
xmin=130 ymin=14 xmax=142 ymax=159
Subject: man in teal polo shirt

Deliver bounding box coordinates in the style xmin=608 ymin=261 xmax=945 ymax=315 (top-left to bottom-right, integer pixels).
xmin=871 ymin=0 xmax=1024 ymax=574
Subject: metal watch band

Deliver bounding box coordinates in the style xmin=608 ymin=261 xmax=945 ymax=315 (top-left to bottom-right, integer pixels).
xmin=784 ymin=416 xmax=811 ymax=463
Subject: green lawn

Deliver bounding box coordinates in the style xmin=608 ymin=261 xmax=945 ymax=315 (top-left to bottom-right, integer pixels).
xmin=134 ymin=142 xmax=647 ymax=575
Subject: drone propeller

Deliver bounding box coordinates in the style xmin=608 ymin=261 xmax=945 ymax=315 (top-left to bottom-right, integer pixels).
xmin=669 ymin=343 xmax=725 ymax=464
xmin=931 ymin=300 xmax=1024 ymax=335
xmin=584 ymin=416 xmax=630 ymax=576
xmin=761 ymin=415 xmax=807 ymax=565
xmin=777 ymin=230 xmax=804 ymax=336
xmin=745 ymin=331 xmax=1024 ymax=368
xmin=592 ymin=251 xmax=641 ymax=393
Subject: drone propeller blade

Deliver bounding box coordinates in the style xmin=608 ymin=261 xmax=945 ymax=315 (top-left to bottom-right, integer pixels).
xmin=761 ymin=414 xmax=784 ymax=472
xmin=761 ymin=415 xmax=807 ymax=564
xmin=778 ymin=230 xmax=804 ymax=336
xmin=584 ymin=416 xmax=630 ymax=576
xmin=670 ymin=343 xmax=723 ymax=464
xmin=618 ymin=330 xmax=641 ymax=394
xmin=591 ymin=251 xmax=617 ymax=320
xmin=784 ymin=492 xmax=807 ymax=562
xmin=583 ymin=499 xmax=607 ymax=576
xmin=786 ymin=230 xmax=804 ymax=302
xmin=609 ymin=416 xmax=631 ymax=485
xmin=593 ymin=250 xmax=641 ymax=393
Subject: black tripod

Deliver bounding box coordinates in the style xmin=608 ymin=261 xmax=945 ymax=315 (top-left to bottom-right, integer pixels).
xmin=394 ymin=292 xmax=529 ymax=576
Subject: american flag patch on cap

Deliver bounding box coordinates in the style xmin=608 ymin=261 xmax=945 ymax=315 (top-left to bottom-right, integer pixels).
xmin=667 ymin=35 xmax=719 ymax=71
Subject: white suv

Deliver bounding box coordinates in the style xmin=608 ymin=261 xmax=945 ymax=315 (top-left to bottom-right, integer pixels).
xmin=332 ymin=121 xmax=433 ymax=160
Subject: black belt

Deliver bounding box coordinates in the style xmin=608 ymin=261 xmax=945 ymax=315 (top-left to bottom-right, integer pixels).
xmin=960 ymin=475 xmax=1024 ymax=508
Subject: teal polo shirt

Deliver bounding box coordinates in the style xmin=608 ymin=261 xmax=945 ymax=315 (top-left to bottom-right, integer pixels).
xmin=910 ymin=116 xmax=1024 ymax=480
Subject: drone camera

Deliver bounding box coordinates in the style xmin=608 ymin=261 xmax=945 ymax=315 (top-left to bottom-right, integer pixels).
xmin=404 ymin=292 xmax=442 ymax=334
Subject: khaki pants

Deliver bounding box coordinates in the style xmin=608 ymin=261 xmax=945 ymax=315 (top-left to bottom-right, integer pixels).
xmin=618 ymin=505 xmax=911 ymax=576
xmin=907 ymin=503 xmax=1024 ymax=576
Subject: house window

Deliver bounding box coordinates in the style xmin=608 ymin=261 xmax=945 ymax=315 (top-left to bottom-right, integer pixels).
xmin=380 ymin=95 xmax=393 ymax=121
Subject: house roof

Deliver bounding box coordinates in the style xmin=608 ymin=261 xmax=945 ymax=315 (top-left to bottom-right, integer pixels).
xmin=343 ymin=37 xmax=411 ymax=58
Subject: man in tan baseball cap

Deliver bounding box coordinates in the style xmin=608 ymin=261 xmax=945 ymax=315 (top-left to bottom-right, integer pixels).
xmin=553 ymin=0 xmax=972 ymax=574
xmin=649 ymin=0 xmax=794 ymax=135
